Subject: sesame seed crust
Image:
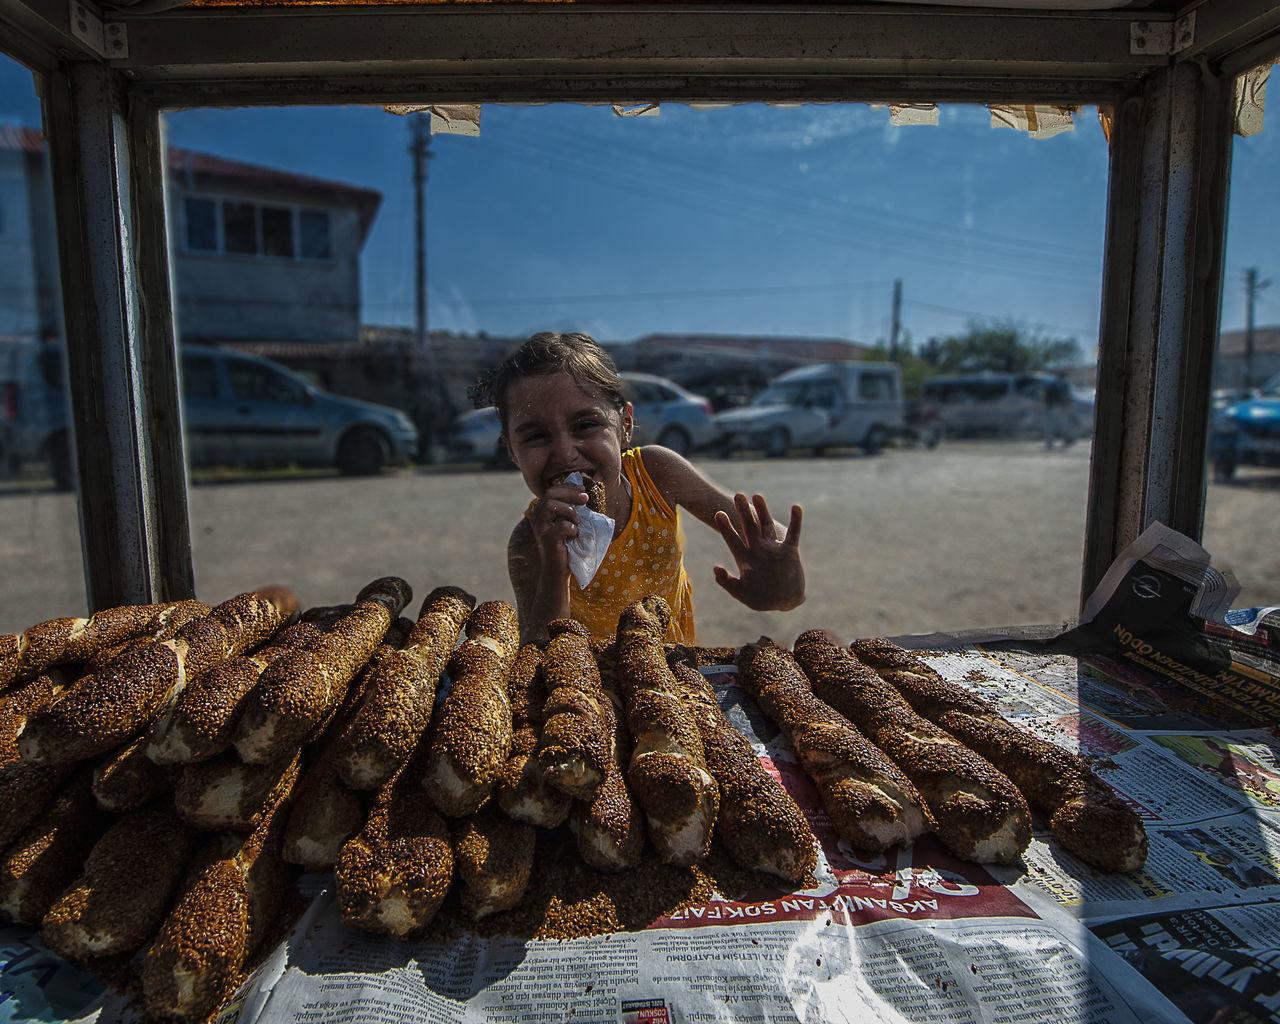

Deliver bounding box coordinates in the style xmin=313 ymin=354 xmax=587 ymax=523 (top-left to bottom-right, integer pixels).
xmin=0 ymin=771 xmax=108 ymax=927
xmin=666 ymin=653 xmax=817 ymax=885
xmin=174 ymin=750 xmax=302 ymax=833
xmin=850 ymin=637 xmax=1147 ymax=872
xmin=337 ymin=755 xmax=454 ymax=938
xmin=145 ymin=621 xmax=324 ymax=766
xmin=234 ymin=579 xmax=412 ymax=766
xmin=143 ymin=786 xmax=295 ymax=1022
xmin=334 ymin=586 xmax=476 ymax=791
xmin=281 ymin=748 xmax=366 ymax=872
xmin=91 ymin=735 xmax=174 ymax=812
xmin=569 ymin=680 xmax=645 ymax=873
xmin=18 ymin=590 xmax=297 ymax=768
xmin=18 ymin=641 xmax=186 ymax=765
xmin=422 ymin=600 xmax=519 ymax=817
xmin=795 ymin=630 xmax=1031 ymax=865
xmin=1 ymin=599 xmax=210 ymax=694
xmin=616 ymin=597 xmax=719 ymax=868
xmin=497 ymin=645 xmax=572 ymax=828
xmin=0 ymin=669 xmax=73 ymax=847
xmin=536 ymin=618 xmax=612 ymax=801
xmin=452 ymin=807 xmax=536 ymax=919
xmin=737 ymin=639 xmax=933 ymax=854
xmin=40 ymin=804 xmax=202 ymax=963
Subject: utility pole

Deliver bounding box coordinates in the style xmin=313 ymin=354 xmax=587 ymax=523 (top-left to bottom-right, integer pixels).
xmin=1243 ymin=267 xmax=1271 ymax=391
xmin=409 ymin=114 xmax=434 ymax=461
xmin=410 ymin=114 xmax=431 ymax=347
xmin=889 ymin=278 xmax=902 ymax=360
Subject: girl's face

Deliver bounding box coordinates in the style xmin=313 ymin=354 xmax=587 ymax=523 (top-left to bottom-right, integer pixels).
xmin=502 ymin=371 xmax=633 ymax=498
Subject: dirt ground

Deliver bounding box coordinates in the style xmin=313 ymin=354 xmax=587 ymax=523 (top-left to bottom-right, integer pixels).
xmin=2 ymin=440 xmax=1276 ymax=645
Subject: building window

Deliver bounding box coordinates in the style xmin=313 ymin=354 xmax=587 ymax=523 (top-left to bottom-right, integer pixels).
xmin=222 ymin=200 xmax=257 ymax=254
xmin=261 ymin=204 xmax=295 ymax=258
xmin=299 ymin=208 xmax=331 ymax=259
xmin=184 ymin=196 xmax=218 ymax=251
xmin=180 ymin=195 xmax=331 ymax=262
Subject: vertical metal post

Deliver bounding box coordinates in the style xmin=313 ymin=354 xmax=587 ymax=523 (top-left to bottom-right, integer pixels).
xmin=42 ymin=60 xmax=194 ymax=611
xmin=411 ymin=113 xmax=430 ymax=347
xmin=1082 ymin=59 xmax=1235 ymax=600
xmin=889 ymin=278 xmax=902 ymax=359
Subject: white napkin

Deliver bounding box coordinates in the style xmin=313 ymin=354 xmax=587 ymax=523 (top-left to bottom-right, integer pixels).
xmin=563 ymin=471 xmax=615 ymax=589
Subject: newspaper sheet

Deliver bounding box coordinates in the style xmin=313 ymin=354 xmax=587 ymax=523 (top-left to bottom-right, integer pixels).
xmin=4 ymin=647 xmax=1278 ymax=1024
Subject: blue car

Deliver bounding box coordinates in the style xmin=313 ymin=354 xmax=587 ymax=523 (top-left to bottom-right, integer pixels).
xmin=1209 ymin=372 xmax=1280 ymax=481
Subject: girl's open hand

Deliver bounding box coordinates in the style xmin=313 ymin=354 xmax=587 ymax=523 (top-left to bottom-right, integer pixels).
xmin=712 ymin=493 xmax=805 ymax=611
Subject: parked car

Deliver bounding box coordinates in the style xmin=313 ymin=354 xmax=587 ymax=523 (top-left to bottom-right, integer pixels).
xmin=181 ymin=346 xmax=418 ymax=476
xmin=710 ymin=361 xmax=905 ymax=457
xmin=444 ymin=371 xmax=716 ymax=466
xmin=0 ymin=341 xmax=418 ymax=488
xmin=919 ymin=371 xmax=1092 ymax=441
xmin=1209 ymin=372 xmax=1280 ymax=481
xmin=623 ymin=371 xmax=716 ymax=455
xmin=447 ymin=405 xmax=514 ymax=469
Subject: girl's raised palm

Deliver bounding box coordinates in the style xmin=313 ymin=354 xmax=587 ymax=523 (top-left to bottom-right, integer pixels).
xmin=712 ymin=493 xmax=805 ymax=611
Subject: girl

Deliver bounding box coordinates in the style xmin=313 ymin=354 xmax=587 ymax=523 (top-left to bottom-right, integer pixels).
xmin=476 ymin=332 xmax=805 ymax=646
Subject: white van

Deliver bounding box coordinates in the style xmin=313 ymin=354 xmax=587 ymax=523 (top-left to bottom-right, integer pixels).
xmin=920 ymin=372 xmax=1092 ymax=440
xmin=710 ymin=361 xmax=905 ymax=456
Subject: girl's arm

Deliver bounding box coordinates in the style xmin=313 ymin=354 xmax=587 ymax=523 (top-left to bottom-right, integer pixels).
xmin=640 ymin=445 xmax=805 ymax=612
xmin=507 ymin=478 xmax=591 ymax=646
xmin=507 ymin=519 xmax=571 ymax=647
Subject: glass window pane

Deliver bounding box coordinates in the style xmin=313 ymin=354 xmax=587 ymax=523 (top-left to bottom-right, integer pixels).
xmin=223 ymin=200 xmax=257 ymax=254
xmin=184 ymin=195 xmax=218 ymax=251
xmin=261 ymin=204 xmax=294 ymax=257
xmin=300 ymin=208 xmax=331 ymax=259
xmin=162 ymin=101 xmax=1106 ymax=643
xmin=0 ymin=53 xmax=88 ymax=632
xmin=182 ymin=354 xmax=218 ymax=398
xmin=1202 ymin=64 xmax=1279 ymax=613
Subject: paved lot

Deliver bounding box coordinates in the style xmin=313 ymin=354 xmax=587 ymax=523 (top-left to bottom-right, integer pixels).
xmin=2 ymin=441 xmax=1276 ymax=646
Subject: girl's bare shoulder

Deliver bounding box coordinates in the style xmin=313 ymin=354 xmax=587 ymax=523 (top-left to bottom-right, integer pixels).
xmin=636 ymin=444 xmax=736 ymax=525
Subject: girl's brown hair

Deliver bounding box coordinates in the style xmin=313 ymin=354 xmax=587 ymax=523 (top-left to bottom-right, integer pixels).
xmin=474 ymin=332 xmax=627 ymax=432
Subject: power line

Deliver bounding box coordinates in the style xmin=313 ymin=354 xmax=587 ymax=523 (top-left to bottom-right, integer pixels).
xmin=424 ymin=279 xmax=894 ymax=308
xmin=510 ymin=117 xmax=1102 ymax=263
xmin=904 ymin=297 xmax=1097 ymax=337
xmin=494 ymin=117 xmax=1104 ymax=269
xmin=436 ymin=135 xmax=1103 ymax=290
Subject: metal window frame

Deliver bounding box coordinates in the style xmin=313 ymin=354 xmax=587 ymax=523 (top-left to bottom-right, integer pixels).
xmin=1 ymin=0 xmax=1278 ymax=614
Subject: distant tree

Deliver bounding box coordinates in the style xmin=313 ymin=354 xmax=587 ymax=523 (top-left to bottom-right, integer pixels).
xmin=863 ymin=333 xmax=934 ymax=398
xmin=926 ymin=320 xmax=1083 ymax=374
xmin=864 ymin=320 xmax=1083 ymax=397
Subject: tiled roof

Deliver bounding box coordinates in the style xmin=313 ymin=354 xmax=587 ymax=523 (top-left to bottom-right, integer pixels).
xmin=632 ymin=332 xmax=869 ymax=362
xmin=1 ymin=124 xmax=383 ymax=244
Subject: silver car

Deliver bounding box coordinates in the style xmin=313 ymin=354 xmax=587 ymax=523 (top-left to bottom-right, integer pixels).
xmin=1 ymin=341 xmax=419 ymax=486
xmin=181 ymin=346 xmax=419 ymax=475
xmin=445 ymin=371 xmax=716 ymax=466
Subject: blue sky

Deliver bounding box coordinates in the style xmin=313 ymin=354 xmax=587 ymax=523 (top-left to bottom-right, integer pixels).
xmin=4 ymin=56 xmax=1276 ymax=355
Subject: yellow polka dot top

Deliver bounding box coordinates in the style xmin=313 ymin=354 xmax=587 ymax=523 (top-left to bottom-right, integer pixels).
xmin=571 ymin=447 xmax=694 ymax=644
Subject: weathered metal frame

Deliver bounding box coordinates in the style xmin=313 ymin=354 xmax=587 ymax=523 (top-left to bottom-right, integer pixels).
xmin=40 ymin=60 xmax=194 ymax=610
xmin=1 ymin=0 xmax=1277 ymax=613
